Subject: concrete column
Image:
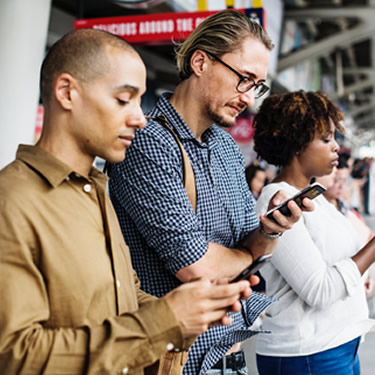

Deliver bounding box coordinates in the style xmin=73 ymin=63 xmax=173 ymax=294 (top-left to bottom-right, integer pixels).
xmin=0 ymin=0 xmax=51 ymax=168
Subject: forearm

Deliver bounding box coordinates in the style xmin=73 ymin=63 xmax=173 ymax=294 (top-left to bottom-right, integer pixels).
xmin=239 ymin=226 xmax=279 ymax=260
xmin=352 ymin=236 xmax=375 ymax=275
xmin=176 ymin=225 xmax=281 ymax=283
xmin=176 ymin=242 xmax=253 ymax=282
xmin=0 ymin=299 xmax=184 ymax=374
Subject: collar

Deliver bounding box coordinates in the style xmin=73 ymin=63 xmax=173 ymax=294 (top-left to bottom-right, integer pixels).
xmin=155 ymin=93 xmax=218 ymax=147
xmin=16 ymin=145 xmax=107 ymax=188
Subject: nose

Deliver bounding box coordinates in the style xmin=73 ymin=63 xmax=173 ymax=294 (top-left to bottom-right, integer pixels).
xmin=128 ymin=104 xmax=146 ymax=129
xmin=332 ymin=138 xmax=339 ymax=152
xmin=238 ymin=89 xmax=256 ymax=108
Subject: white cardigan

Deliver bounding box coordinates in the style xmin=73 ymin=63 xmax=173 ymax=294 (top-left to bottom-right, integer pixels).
xmin=255 ymin=181 xmax=375 ymax=356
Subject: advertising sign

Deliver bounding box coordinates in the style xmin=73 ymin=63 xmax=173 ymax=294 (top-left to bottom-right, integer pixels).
xmin=74 ymin=8 xmax=264 ymax=44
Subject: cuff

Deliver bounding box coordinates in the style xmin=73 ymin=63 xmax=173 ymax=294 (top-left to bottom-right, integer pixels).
xmin=335 ymin=258 xmax=362 ymax=296
xmin=138 ymin=298 xmax=186 ymax=351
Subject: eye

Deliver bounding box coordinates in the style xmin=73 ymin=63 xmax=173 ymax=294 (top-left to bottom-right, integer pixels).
xmin=240 ymin=76 xmax=253 ymax=86
xmin=322 ymin=133 xmax=334 ymax=143
xmin=117 ymin=98 xmax=129 ymax=106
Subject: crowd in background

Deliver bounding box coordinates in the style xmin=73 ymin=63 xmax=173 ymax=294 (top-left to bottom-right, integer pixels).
xmin=246 ymin=155 xmax=374 ymax=218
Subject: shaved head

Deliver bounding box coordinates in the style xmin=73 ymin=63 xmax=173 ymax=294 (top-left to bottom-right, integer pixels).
xmin=40 ymin=28 xmax=138 ymax=105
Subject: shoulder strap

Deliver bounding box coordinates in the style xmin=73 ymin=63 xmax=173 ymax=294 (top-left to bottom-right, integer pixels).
xmin=146 ymin=114 xmax=197 ymax=212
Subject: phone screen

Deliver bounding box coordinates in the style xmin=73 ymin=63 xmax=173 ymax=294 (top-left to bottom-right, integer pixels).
xmin=231 ymin=254 xmax=272 ymax=283
xmin=266 ymin=182 xmax=326 ymax=220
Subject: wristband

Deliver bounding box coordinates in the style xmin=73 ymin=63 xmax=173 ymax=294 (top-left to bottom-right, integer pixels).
xmin=259 ymin=222 xmax=282 ymax=240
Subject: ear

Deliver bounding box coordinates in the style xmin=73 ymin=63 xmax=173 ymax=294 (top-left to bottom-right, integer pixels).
xmin=190 ymin=49 xmax=209 ymax=77
xmin=54 ymin=73 xmax=77 ymax=110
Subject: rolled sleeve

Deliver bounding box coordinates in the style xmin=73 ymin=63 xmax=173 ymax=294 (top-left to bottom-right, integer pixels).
xmin=334 ymin=258 xmax=362 ymax=296
xmin=110 ymin=128 xmax=209 ymax=273
xmin=242 ymin=292 xmax=275 ymax=327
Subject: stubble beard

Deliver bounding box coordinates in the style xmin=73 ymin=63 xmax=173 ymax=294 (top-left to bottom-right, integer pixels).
xmin=204 ymin=102 xmax=236 ymax=128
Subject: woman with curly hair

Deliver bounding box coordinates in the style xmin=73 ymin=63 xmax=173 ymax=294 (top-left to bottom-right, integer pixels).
xmin=252 ymin=90 xmax=375 ymax=375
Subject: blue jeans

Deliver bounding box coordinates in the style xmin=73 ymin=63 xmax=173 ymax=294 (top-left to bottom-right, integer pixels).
xmin=256 ymin=337 xmax=361 ymax=375
xmin=204 ymin=366 xmax=248 ymax=374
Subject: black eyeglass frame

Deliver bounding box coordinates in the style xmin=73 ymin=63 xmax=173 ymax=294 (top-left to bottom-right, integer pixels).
xmin=208 ymin=53 xmax=269 ymax=99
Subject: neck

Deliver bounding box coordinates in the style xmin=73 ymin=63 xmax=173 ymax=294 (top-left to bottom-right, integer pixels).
xmin=170 ymin=80 xmax=212 ymax=141
xmin=273 ymin=166 xmax=311 ymax=190
xmin=37 ymin=118 xmax=93 ymax=177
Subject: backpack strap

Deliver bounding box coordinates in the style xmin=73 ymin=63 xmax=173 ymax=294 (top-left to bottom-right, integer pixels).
xmin=146 ymin=114 xmax=197 ymax=212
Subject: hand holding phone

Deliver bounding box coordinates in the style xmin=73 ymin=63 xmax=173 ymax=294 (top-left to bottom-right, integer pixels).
xmin=266 ymin=182 xmax=326 ymax=221
xmin=231 ymin=254 xmax=272 ymax=283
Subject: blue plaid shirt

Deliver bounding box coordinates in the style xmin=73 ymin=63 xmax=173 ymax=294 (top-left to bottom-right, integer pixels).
xmin=109 ymin=93 xmax=273 ymax=374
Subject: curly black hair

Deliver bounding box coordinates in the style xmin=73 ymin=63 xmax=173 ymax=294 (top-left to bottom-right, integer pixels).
xmin=253 ymin=90 xmax=345 ymax=167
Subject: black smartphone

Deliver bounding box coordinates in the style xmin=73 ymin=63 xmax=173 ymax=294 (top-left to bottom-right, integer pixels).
xmin=231 ymin=254 xmax=272 ymax=283
xmin=266 ymin=182 xmax=326 ymax=221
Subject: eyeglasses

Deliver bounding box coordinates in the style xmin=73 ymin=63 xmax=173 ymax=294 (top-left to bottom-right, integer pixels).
xmin=208 ymin=53 xmax=269 ymax=99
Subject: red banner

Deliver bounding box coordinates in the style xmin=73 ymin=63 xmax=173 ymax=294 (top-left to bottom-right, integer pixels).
xmin=34 ymin=105 xmax=44 ymax=143
xmin=74 ymin=8 xmax=264 ymax=45
xmin=226 ymin=114 xmax=255 ymax=143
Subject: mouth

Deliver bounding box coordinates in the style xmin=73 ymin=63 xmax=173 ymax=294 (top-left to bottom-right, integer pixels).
xmin=119 ymin=135 xmax=134 ymax=147
xmin=228 ymin=104 xmax=245 ymax=116
xmin=331 ymin=158 xmax=339 ymax=167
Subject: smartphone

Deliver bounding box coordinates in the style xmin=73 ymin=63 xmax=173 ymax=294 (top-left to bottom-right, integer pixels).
xmin=266 ymin=182 xmax=326 ymax=221
xmin=231 ymin=254 xmax=272 ymax=283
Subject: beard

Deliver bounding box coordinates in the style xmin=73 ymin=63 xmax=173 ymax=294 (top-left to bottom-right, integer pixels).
xmin=204 ymin=102 xmax=236 ymax=129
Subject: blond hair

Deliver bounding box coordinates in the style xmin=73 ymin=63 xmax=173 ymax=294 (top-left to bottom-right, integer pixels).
xmin=175 ymin=10 xmax=273 ymax=81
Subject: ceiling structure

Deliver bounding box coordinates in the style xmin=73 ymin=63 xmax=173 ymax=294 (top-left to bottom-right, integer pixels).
xmin=282 ymin=0 xmax=375 ymax=143
xmin=53 ymin=0 xmax=177 ymax=18
xmin=51 ymin=0 xmax=375 ymax=141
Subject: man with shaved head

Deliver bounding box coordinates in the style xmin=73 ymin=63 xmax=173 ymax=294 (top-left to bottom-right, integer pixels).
xmin=0 ymin=29 xmax=253 ymax=374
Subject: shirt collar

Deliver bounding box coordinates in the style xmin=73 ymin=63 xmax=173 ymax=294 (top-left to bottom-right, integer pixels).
xmin=155 ymin=93 xmax=219 ymax=147
xmin=16 ymin=145 xmax=107 ymax=188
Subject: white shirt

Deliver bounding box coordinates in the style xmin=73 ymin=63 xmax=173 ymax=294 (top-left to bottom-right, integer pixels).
xmin=255 ymin=181 xmax=375 ymax=356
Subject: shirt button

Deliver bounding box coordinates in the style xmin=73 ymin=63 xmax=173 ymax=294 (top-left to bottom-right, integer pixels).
xmin=83 ymin=184 xmax=91 ymax=193
xmin=121 ymin=368 xmax=129 ymax=374
xmin=65 ymin=176 xmax=70 ymax=181
xmin=75 ymin=173 xmax=81 ymax=178
xmin=116 ymin=279 xmax=121 ymax=288
xmin=166 ymin=342 xmax=174 ymax=351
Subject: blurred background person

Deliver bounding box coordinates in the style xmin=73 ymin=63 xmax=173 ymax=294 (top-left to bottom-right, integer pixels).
xmin=245 ymin=161 xmax=268 ymax=200
xmin=351 ymin=157 xmax=371 ymax=214
xmin=319 ymin=156 xmax=373 ymax=247
xmin=245 ymin=161 xmax=268 ymax=296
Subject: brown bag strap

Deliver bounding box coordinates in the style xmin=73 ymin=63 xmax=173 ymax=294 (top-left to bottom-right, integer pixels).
xmin=146 ymin=114 xmax=197 ymax=212
xmin=144 ymin=351 xmax=189 ymax=375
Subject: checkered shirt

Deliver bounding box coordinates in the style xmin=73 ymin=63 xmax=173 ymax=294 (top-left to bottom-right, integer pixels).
xmin=109 ymin=93 xmax=274 ymax=375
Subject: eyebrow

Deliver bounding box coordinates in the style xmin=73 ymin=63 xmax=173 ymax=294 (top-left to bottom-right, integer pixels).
xmin=114 ymin=84 xmax=140 ymax=94
xmin=321 ymin=129 xmax=334 ymax=137
xmin=241 ymin=69 xmax=265 ymax=83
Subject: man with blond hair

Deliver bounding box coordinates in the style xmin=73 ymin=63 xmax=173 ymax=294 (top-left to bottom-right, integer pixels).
xmin=109 ymin=10 xmax=312 ymax=374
